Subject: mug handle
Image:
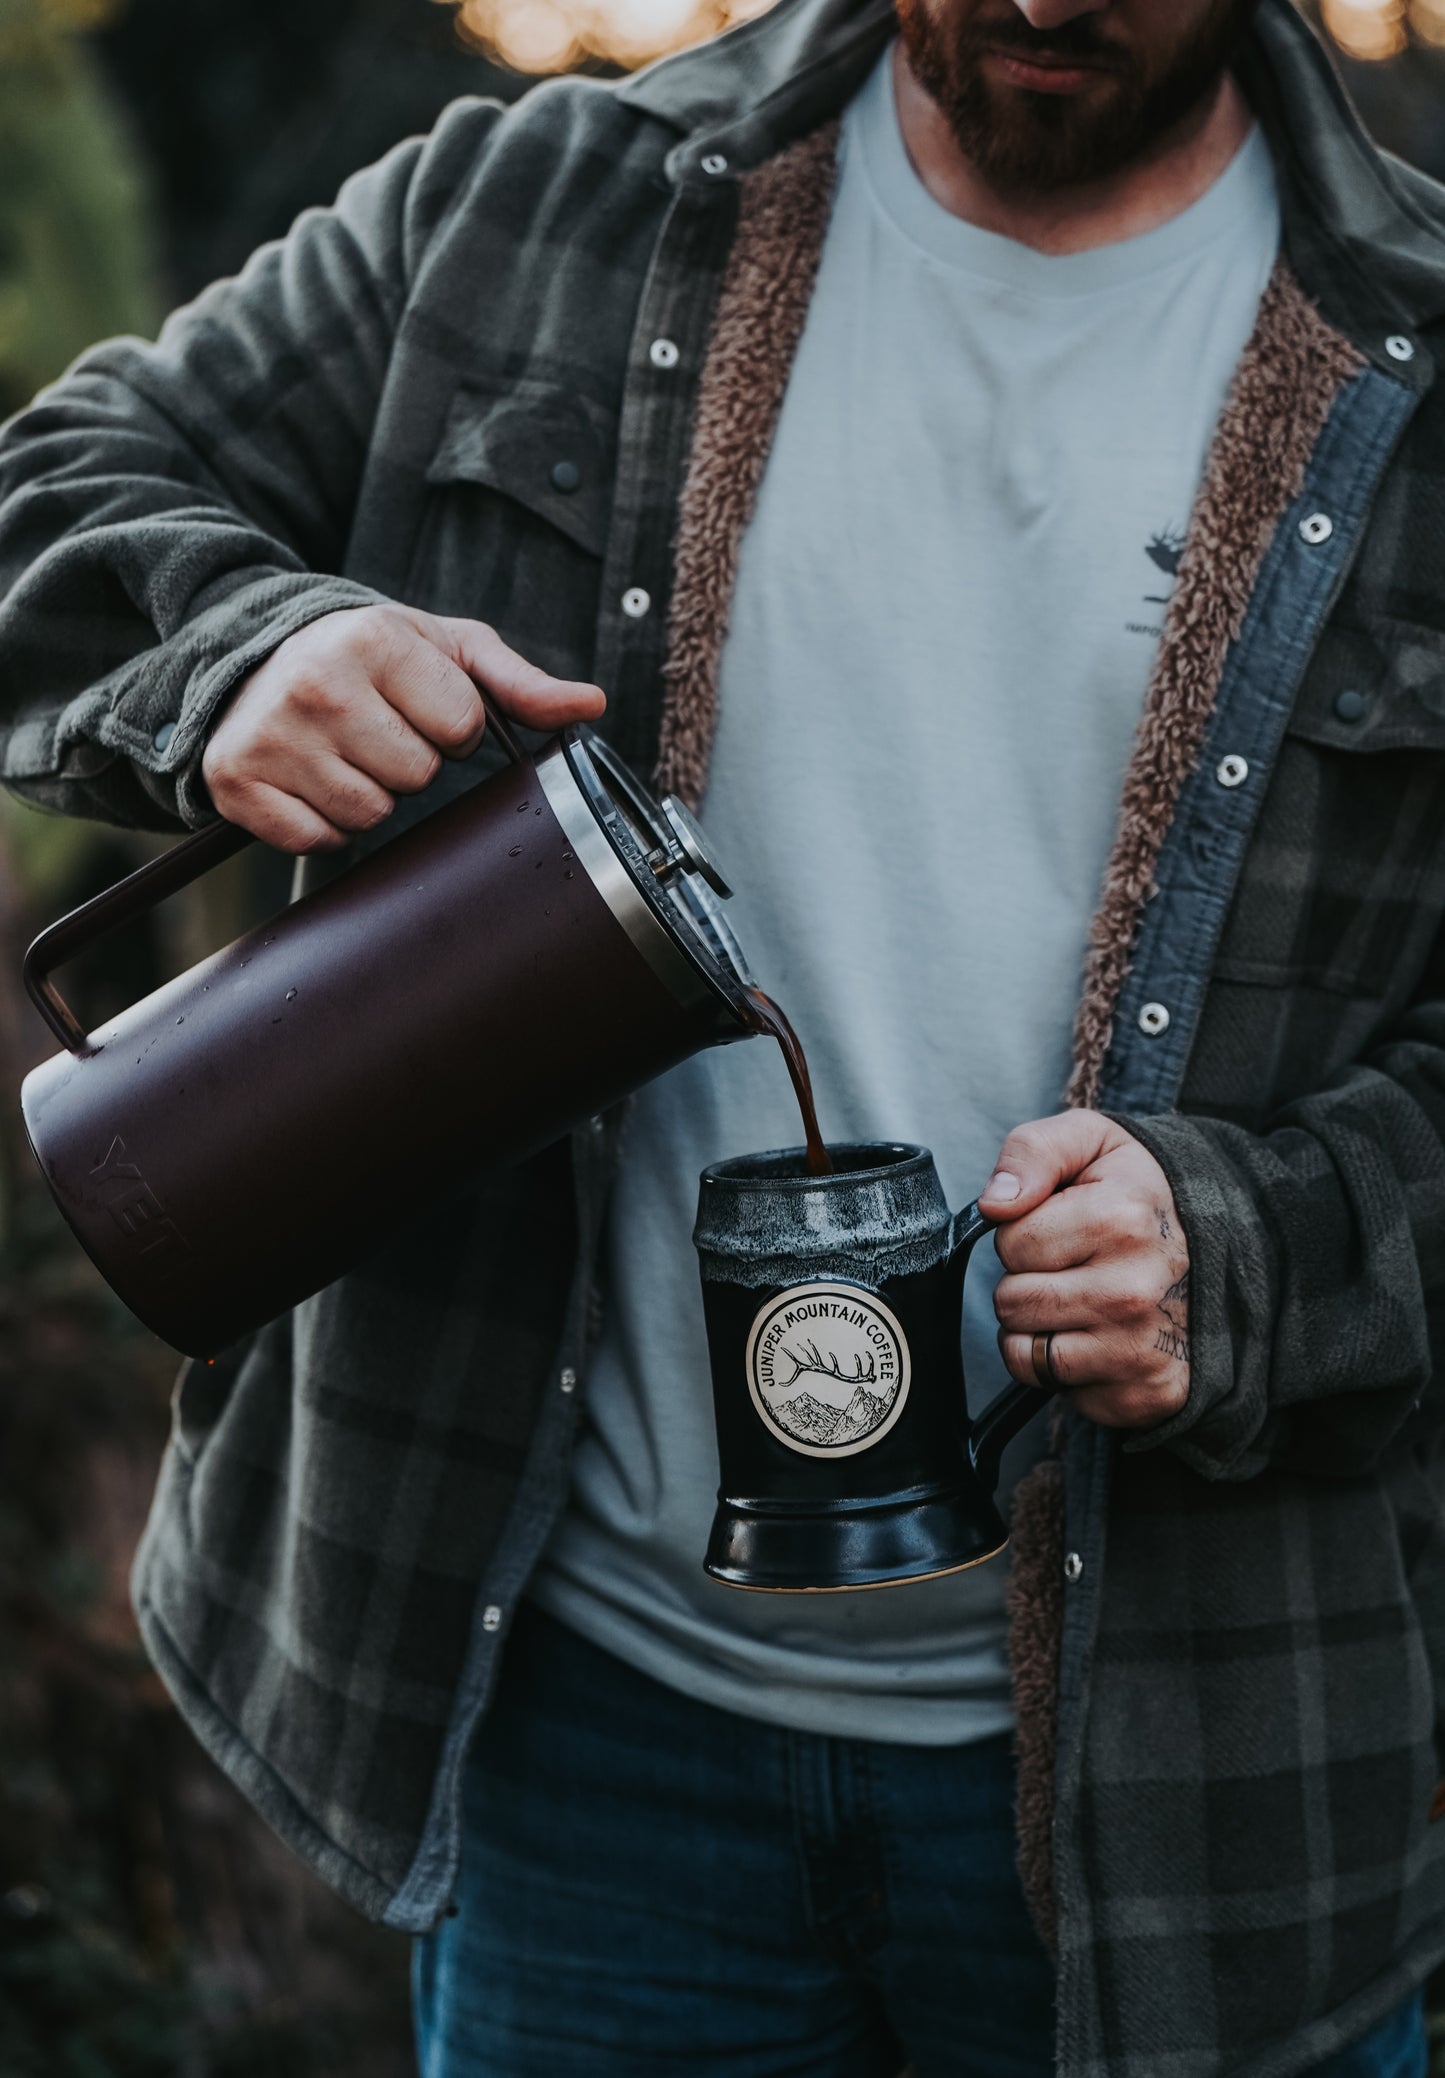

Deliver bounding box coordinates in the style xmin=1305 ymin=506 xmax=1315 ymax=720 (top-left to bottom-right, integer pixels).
xmin=947 ymin=1202 xmax=1057 ymax=1496
xmin=21 ymin=689 xmax=527 ymax=1055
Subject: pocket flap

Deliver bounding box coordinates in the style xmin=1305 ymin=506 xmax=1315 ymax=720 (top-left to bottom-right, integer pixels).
xmin=1288 ymin=617 xmax=1445 ymax=752
xmin=426 ymin=377 xmax=614 ymax=558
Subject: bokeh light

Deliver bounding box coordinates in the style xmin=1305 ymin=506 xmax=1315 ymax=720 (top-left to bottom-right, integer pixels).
xmin=441 ymin=0 xmax=1441 ymax=75
xmin=1322 ymin=0 xmax=1408 ymax=60
xmin=445 ymin=0 xmax=776 ymax=73
xmin=1410 ymin=0 xmax=1445 ymax=47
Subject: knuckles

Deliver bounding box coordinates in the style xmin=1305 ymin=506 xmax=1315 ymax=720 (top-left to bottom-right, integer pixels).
xmin=1111 ymin=1280 xmax=1156 ymax=1327
xmin=429 ymin=703 xmax=484 ymax=755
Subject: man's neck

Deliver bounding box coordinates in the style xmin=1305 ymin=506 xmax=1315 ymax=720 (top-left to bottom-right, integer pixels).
xmin=891 ymin=44 xmax=1254 ymax=256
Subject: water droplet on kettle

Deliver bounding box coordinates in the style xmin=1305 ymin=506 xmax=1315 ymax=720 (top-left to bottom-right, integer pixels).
xmin=516 ymin=799 xmax=529 ymax=812
xmin=285 ymin=988 xmax=297 ymax=1001
xmin=176 ymin=1016 xmax=184 ymax=1025
xmin=564 ymin=870 xmax=574 ymax=881
xmin=534 ymin=807 xmax=542 ymax=817
xmin=508 ymin=844 xmax=523 ymax=857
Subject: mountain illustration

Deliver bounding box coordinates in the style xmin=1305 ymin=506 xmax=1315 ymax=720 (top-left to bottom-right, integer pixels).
xmin=773 ymin=1384 xmax=891 ymax=1448
xmin=830 ymin=1387 xmax=890 ymax=1445
xmin=774 ymin=1392 xmax=846 ymax=1444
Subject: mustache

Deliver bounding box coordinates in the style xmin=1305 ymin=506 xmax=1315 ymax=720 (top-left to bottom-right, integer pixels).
xmin=971 ymin=12 xmax=1133 ymax=69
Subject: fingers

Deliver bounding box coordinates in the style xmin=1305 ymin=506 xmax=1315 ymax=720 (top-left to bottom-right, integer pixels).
xmin=281 ymin=673 xmax=443 ymax=798
xmin=201 ymin=776 xmax=347 ymax=855
xmin=202 ymin=604 xmax=607 ymax=853
xmin=994 ymin=1266 xmax=1153 ymax=1335
xmin=366 ymin=614 xmax=491 ymax=759
xmin=978 ymin=1116 xmax=1191 ymax=1433
xmin=998 ymin=1323 xmax=1118 ymax=1391
xmin=993 ymin=1181 xmax=1163 ymax=1274
xmin=426 ymin=614 xmax=607 ymax=733
xmin=996 ymin=1325 xmax=1189 ymax=1430
xmin=978 ymin=1110 xmax=1123 ymax=1222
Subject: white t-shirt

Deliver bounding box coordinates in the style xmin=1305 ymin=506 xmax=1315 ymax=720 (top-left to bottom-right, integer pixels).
xmin=532 ymin=48 xmax=1281 ymax=1744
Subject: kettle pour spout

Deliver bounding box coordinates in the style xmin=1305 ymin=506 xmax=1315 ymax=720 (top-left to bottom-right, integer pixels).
xmin=947 ymin=1201 xmax=1057 ymax=1496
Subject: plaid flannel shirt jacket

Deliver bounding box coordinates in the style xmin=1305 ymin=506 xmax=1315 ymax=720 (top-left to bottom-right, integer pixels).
xmin=5 ymin=2 xmax=1445 ymax=2072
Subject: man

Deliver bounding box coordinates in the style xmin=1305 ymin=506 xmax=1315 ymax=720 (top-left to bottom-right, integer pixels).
xmin=3 ymin=0 xmax=1444 ymax=2069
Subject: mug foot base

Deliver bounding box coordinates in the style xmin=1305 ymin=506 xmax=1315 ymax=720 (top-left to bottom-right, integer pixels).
xmin=703 ymin=1489 xmax=1008 ymax=1593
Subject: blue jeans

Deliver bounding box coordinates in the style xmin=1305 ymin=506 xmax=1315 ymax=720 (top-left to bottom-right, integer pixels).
xmin=414 ymin=1606 xmax=1428 ymax=2077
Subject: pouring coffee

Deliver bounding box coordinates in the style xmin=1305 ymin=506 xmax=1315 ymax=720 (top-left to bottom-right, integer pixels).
xmin=694 ymin=1142 xmax=1054 ymax=1593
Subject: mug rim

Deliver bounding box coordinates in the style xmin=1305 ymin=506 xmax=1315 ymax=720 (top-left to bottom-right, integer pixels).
xmin=699 ymin=1142 xmax=932 ymax=1192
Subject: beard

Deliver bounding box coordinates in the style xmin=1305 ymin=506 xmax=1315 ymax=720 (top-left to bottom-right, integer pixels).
xmin=894 ymin=0 xmax=1258 ymax=197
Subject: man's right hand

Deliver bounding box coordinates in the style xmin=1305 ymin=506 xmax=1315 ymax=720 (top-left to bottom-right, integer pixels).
xmin=201 ymin=604 xmax=607 ymax=853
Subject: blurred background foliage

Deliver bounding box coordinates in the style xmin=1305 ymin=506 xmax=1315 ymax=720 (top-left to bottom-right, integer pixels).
xmin=0 ymin=0 xmax=1443 ymax=2074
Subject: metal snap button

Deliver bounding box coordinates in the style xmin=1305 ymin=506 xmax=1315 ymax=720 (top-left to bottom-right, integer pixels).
xmin=1334 ymin=687 xmax=1368 ymax=724
xmin=482 ymin=1604 xmax=504 ymax=1633
xmin=649 ymin=338 xmax=680 ymax=370
xmin=621 ymin=586 xmax=651 ymax=619
xmin=559 ymin=1367 xmax=577 ymax=1394
xmin=153 ymin=720 xmax=177 ymax=754
xmin=1386 ymin=334 xmax=1416 ymax=363
xmin=700 ymin=152 xmax=729 ymax=176
xmin=1139 ymin=1002 xmax=1171 ymax=1038
xmin=1064 ymin=1551 xmax=1084 ymax=1583
xmin=550 ymin=459 xmax=581 ymax=493
xmin=1216 ymin=754 xmax=1249 ymax=789
xmin=1299 ymin=513 xmax=1333 ymax=546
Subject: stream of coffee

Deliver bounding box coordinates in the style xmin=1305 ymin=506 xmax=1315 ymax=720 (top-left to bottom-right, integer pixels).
xmin=742 ymin=987 xmax=834 ymax=1177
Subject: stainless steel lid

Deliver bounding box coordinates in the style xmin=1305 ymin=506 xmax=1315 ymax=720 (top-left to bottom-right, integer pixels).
xmin=534 ymin=727 xmax=755 ymax=1027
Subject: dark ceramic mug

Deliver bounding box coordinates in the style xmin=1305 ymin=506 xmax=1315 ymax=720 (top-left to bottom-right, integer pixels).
xmin=694 ymin=1142 xmax=1055 ymax=1593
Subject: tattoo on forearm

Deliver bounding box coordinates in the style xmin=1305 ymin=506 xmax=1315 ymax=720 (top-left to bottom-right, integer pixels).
xmin=1157 ymin=1206 xmax=1173 ymax=1242
xmin=1155 ymin=1268 xmax=1191 ymax=1368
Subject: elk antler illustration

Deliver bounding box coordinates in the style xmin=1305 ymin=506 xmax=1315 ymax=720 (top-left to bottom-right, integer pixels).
xmin=775 ymin=1340 xmax=878 ymax=1391
xmin=1145 ymin=528 xmax=1187 ymax=577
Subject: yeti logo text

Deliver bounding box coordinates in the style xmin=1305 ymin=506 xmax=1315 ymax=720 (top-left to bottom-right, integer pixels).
xmin=91 ymin=1136 xmax=189 ymax=1270
xmin=746 ymin=1282 xmax=911 ymax=1458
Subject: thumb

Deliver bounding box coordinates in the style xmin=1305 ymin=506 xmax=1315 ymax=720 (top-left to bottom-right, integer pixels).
xmin=433 ymin=614 xmax=607 ymax=735
xmin=978 ymin=1110 xmax=1116 ymax=1222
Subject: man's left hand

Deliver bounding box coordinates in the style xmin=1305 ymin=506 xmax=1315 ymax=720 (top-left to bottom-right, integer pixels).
xmin=979 ymin=1111 xmax=1192 ymax=1431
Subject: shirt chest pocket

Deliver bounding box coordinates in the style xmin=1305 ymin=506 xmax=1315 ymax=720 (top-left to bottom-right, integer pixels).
xmin=406 ymin=376 xmax=616 ymax=683
xmin=1211 ymin=616 xmax=1445 ymax=1002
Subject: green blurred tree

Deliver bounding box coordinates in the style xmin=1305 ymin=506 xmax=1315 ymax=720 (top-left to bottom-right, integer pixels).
xmin=0 ymin=0 xmax=158 ymax=420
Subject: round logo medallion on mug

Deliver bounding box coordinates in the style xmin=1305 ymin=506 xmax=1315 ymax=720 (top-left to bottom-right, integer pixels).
xmin=694 ymin=1143 xmax=1055 ymax=1594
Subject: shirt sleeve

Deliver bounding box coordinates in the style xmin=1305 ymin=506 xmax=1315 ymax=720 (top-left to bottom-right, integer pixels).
xmin=1115 ymin=929 xmax=1445 ymax=1480
xmin=0 ymin=97 xmax=503 ymax=830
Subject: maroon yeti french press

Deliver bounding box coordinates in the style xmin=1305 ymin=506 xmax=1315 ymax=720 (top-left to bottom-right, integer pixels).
xmin=19 ymin=706 xmax=756 ymax=1356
